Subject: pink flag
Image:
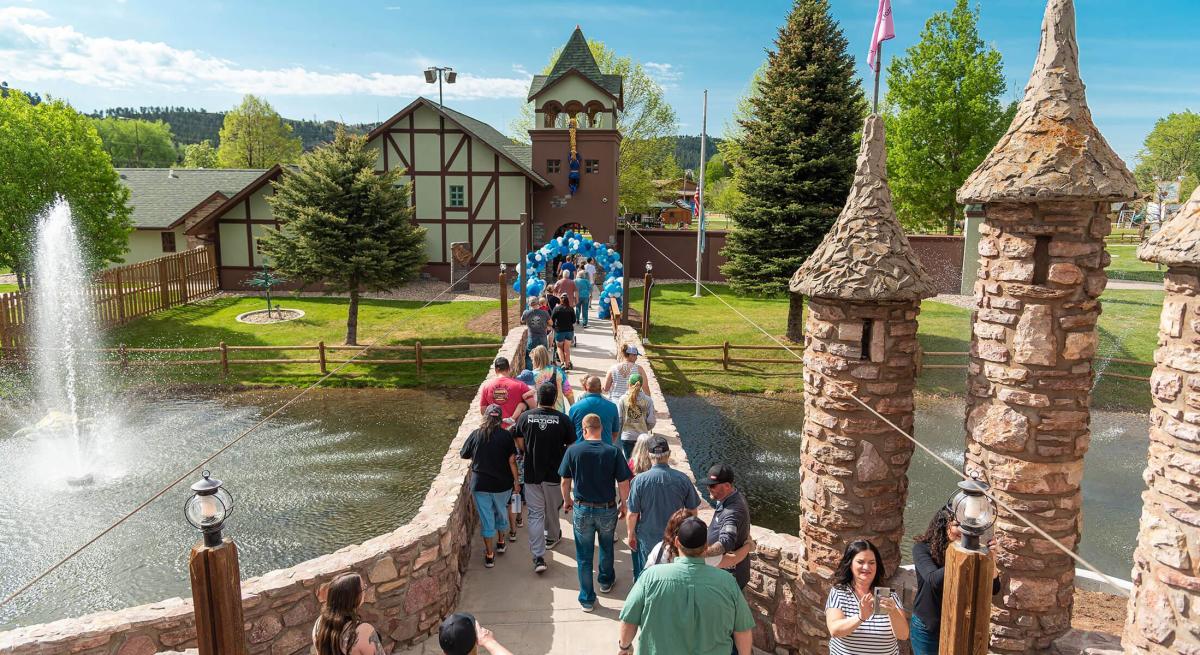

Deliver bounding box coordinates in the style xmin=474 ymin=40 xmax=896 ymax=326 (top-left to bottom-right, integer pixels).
xmin=868 ymin=0 xmax=895 ymax=72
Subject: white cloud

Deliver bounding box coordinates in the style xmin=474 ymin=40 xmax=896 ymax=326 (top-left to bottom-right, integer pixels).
xmin=644 ymin=61 xmax=682 ymax=86
xmin=0 ymin=8 xmax=529 ymax=99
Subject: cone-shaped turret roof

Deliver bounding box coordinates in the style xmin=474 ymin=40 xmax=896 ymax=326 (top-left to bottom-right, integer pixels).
xmin=790 ymin=114 xmax=937 ymax=301
xmin=957 ymin=0 xmax=1136 ymax=203
xmin=1139 ymin=186 xmax=1200 ymax=266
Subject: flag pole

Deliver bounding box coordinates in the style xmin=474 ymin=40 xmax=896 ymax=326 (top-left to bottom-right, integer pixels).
xmin=872 ymin=42 xmax=882 ymax=114
xmin=693 ymin=89 xmax=708 ymax=298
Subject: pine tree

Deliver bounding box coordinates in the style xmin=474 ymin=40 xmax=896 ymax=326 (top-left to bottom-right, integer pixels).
xmin=720 ymin=0 xmax=865 ymax=340
xmin=261 ymin=129 xmax=426 ymax=345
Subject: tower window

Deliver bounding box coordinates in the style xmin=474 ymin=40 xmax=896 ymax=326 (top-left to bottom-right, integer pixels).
xmin=547 ymin=159 xmax=561 ymax=174
xmin=860 ymin=320 xmax=872 ymax=361
xmin=585 ymin=159 xmax=600 ymax=174
xmin=448 ymin=185 xmax=465 ymax=207
xmin=1032 ymin=236 xmax=1051 ymax=284
xmin=860 ymin=319 xmax=885 ymax=362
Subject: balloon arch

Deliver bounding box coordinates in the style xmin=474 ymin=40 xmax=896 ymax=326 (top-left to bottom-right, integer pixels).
xmin=514 ymin=229 xmax=624 ymax=319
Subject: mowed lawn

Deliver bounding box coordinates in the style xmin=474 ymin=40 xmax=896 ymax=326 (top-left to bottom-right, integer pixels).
xmin=1106 ymin=243 xmax=1165 ymax=282
xmin=103 ymin=295 xmax=504 ymax=387
xmin=633 ymin=283 xmax=1162 ymax=411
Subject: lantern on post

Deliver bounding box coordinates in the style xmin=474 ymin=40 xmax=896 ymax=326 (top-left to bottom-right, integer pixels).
xmin=939 ymin=479 xmax=998 ymax=655
xmin=499 ymin=263 xmax=510 ymax=337
xmin=185 ymin=471 xmax=248 ymax=655
xmin=642 ymin=261 xmax=654 ymax=340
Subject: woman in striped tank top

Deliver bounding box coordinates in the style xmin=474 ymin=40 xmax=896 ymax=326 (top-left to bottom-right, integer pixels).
xmin=825 ymin=540 xmax=908 ymax=655
xmin=603 ymin=343 xmax=648 ymax=402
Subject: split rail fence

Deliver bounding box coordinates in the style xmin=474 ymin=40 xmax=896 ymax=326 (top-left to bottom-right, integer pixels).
xmin=0 ymin=247 xmax=219 ymax=353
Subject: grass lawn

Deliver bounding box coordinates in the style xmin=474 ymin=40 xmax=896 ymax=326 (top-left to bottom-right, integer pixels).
xmin=103 ymin=295 xmax=504 ymax=388
xmin=635 ymin=283 xmax=1162 ymax=411
xmin=1106 ymin=243 xmax=1165 ymax=282
xmin=0 ymin=284 xmax=17 ymax=294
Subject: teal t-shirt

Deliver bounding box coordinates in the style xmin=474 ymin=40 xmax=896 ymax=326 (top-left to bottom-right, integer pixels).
xmin=557 ymin=439 xmax=632 ymax=503
xmin=576 ymin=277 xmax=593 ymax=298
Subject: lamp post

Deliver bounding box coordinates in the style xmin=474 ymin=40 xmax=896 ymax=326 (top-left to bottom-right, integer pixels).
xmin=642 ymin=261 xmax=653 ymax=340
xmin=185 ymin=471 xmax=248 ymax=655
xmin=499 ymin=263 xmax=509 ymax=337
xmin=424 ymin=66 xmax=457 ymax=106
xmin=939 ymin=479 xmax=998 ymax=655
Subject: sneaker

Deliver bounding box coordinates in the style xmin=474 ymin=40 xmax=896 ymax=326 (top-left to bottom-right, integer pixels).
xmin=599 ymin=580 xmax=615 ymax=594
xmin=533 ymin=556 xmax=548 ymax=574
xmin=496 ymin=540 xmax=507 ymax=554
xmin=509 ymin=529 xmax=518 ymax=541
xmin=580 ymin=602 xmax=595 ymax=613
xmin=545 ymin=536 xmax=560 ymax=549
xmin=516 ymin=515 xmax=525 ymax=528
xmin=485 ymin=554 xmax=495 ymax=568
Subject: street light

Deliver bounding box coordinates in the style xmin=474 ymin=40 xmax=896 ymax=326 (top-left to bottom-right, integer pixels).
xmin=948 ymin=479 xmax=996 ymax=551
xmin=185 ymin=470 xmax=234 ymax=547
xmin=938 ymin=478 xmax=998 ymax=655
xmin=424 ymin=66 xmax=457 ymax=106
xmin=185 ymin=470 xmax=247 ymax=655
xmin=645 ymin=261 xmax=653 ymax=273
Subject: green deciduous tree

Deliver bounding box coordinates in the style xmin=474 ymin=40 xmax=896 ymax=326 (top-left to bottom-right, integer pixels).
xmin=0 ymin=91 xmax=132 ymax=289
xmin=182 ymin=139 xmax=219 ymax=168
xmin=721 ymin=0 xmax=866 ymax=340
xmin=217 ymin=95 xmax=302 ymax=168
xmin=91 ymin=117 xmax=178 ymax=167
xmin=510 ymin=40 xmax=677 ymax=214
xmin=1134 ymin=111 xmax=1200 ymax=199
xmin=884 ymin=0 xmax=1014 ymax=234
xmin=261 ymin=129 xmax=426 ymax=345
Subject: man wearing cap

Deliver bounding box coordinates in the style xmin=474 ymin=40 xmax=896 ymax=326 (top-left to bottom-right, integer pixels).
xmin=520 ymin=299 xmax=551 ymax=370
xmin=558 ymin=413 xmax=633 ymax=611
xmin=513 ymin=382 xmax=576 ymax=573
xmin=438 ymin=613 xmax=513 ymax=655
xmin=617 ymin=516 xmax=754 ymax=655
xmin=479 ymin=357 xmax=535 ymax=422
xmin=625 ymin=435 xmax=699 ymax=580
xmin=568 ymin=375 xmax=620 ymax=444
xmin=701 ymin=463 xmax=753 ymax=590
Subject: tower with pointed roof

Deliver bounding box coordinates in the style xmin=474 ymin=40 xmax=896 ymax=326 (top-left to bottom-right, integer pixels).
xmin=1123 ymin=186 xmax=1200 ymax=653
xmin=956 ymin=1 xmax=1137 ymax=651
xmin=527 ymin=27 xmax=623 ymax=246
xmin=789 ymin=113 xmax=936 ymax=652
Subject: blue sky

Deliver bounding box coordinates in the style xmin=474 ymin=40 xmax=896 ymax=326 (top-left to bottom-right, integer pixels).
xmin=1 ymin=1 xmax=1196 ymax=164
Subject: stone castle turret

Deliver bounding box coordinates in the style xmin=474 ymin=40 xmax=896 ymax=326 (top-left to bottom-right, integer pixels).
xmin=790 ymin=113 xmax=937 ymax=650
xmin=956 ymin=0 xmax=1137 ymax=651
xmin=1123 ymin=187 xmax=1200 ymax=653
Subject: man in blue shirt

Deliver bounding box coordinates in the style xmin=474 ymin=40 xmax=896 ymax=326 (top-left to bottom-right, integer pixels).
xmin=574 ymin=271 xmax=592 ymax=327
xmin=625 ymin=436 xmax=700 ymax=580
xmin=568 ymin=375 xmax=620 ymax=444
xmin=559 ymin=413 xmax=633 ymax=611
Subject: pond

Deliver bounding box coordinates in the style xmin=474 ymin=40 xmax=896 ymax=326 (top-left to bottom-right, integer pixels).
xmin=0 ymin=387 xmax=470 ymax=630
xmin=668 ymin=393 xmax=1147 ymax=579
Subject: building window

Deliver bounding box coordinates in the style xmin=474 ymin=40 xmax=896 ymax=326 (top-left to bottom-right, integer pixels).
xmin=161 ymin=231 xmax=176 ymax=253
xmin=449 ymin=185 xmax=465 ymax=207
xmin=585 ymin=159 xmax=600 ymax=174
xmin=1032 ymin=235 xmax=1051 ymax=284
xmin=547 ymin=159 xmax=561 ymax=174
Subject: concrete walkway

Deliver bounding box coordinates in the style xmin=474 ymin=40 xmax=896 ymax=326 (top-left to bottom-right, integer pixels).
xmin=399 ymin=309 xmax=634 ymax=655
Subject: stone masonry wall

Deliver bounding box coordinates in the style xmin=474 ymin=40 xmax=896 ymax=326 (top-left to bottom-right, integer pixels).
xmin=1123 ymin=267 xmax=1200 ymax=654
xmin=0 ymin=329 xmax=528 ymax=655
xmin=965 ymin=200 xmax=1109 ymax=653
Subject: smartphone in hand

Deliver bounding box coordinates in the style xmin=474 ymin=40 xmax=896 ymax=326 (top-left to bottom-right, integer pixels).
xmin=873 ymin=587 xmax=893 ymax=617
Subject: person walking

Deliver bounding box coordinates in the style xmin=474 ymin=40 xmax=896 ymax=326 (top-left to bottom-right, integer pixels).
xmin=312 ymin=573 xmax=386 ymax=655
xmin=584 ymin=257 xmax=597 ymax=283
xmin=617 ymin=516 xmax=755 ymax=655
xmin=558 ymin=413 xmax=633 ymax=611
xmin=574 ymin=270 xmax=592 ymax=327
xmin=909 ymin=506 xmax=1001 ymax=654
xmin=604 ymin=344 xmax=649 ymax=402
xmin=460 ymin=404 xmax=520 ymax=568
xmin=438 ymin=613 xmax=514 ymax=655
xmin=555 ymin=269 xmax=578 ymax=308
xmin=700 ymin=464 xmax=753 ymax=589
xmin=557 ymin=256 xmax=577 ymax=281
xmin=529 ymin=345 xmax=573 ymax=413
xmin=551 ymin=294 xmax=576 ymax=369
xmin=616 ymin=373 xmax=656 ymax=461
xmin=513 ymin=382 xmax=576 ymax=574
xmin=825 ymin=540 xmax=909 ymax=654
xmin=479 ymin=357 xmax=534 ymax=423
xmin=627 ymin=433 xmax=654 ymax=476
xmin=520 ymin=299 xmax=551 ymax=370
xmin=568 ymin=375 xmax=621 ymax=444
xmin=625 ymin=436 xmax=700 ymax=580
xmin=645 ymin=509 xmax=755 ymax=570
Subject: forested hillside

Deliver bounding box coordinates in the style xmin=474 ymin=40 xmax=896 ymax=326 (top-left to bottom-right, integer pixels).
xmin=90 ymin=107 xmax=376 ymax=151
xmin=672 ymin=135 xmax=722 ymax=172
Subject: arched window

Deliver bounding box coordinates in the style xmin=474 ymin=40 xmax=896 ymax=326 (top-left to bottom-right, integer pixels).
xmin=585 ymin=101 xmax=605 ymax=128
xmin=563 ymin=101 xmax=585 ymax=122
xmin=541 ymin=101 xmax=563 ymax=129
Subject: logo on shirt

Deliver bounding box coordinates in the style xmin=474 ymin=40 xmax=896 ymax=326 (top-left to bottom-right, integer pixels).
xmin=524 ymin=414 xmax=561 ymax=431
xmin=492 ymin=387 xmax=509 ymax=404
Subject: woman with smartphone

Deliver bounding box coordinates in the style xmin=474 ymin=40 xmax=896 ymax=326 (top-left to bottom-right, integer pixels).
xmin=825 ymin=540 xmax=909 ymax=655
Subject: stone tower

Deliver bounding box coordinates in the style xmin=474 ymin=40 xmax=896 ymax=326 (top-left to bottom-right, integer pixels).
xmin=790 ymin=114 xmax=937 ymax=649
xmin=1123 ymin=187 xmax=1200 ymax=653
xmin=527 ymin=27 xmax=623 ymax=245
xmin=956 ymin=1 xmax=1137 ymax=652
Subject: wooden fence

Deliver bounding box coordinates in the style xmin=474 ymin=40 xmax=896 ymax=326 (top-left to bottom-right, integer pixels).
xmin=0 ymin=247 xmax=219 ymax=352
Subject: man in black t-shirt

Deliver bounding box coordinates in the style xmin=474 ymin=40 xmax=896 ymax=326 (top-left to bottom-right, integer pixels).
xmin=513 ymin=382 xmax=576 ymax=573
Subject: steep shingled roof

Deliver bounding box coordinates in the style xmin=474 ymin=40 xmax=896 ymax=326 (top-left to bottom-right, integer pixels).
xmin=526 ymin=27 xmax=622 ymax=104
xmin=790 ymin=115 xmax=937 ymax=302
xmin=118 ymin=168 xmax=266 ymax=229
xmin=957 ymin=0 xmax=1136 ymax=203
xmin=1139 ymin=186 xmax=1200 ymax=266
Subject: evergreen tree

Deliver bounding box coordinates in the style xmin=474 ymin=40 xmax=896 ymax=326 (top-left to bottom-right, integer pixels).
xmin=721 ymin=0 xmax=865 ymax=340
xmin=216 ymin=95 xmax=302 ymax=168
xmin=261 ymin=129 xmax=425 ymax=345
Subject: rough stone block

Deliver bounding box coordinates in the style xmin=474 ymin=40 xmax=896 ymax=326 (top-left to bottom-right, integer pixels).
xmin=1013 ymin=304 xmax=1056 ymax=366
xmin=1063 ymin=332 xmax=1098 ymax=360
xmin=1048 ymin=263 xmax=1084 ymax=285
xmin=1161 ymin=301 xmax=1187 ymax=339
xmin=969 ymin=404 xmax=1030 ymax=452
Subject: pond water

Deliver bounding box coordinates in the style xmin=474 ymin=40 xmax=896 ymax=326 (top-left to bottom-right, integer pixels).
xmin=668 ymin=393 xmax=1147 ymax=579
xmin=0 ymin=387 xmax=469 ymax=630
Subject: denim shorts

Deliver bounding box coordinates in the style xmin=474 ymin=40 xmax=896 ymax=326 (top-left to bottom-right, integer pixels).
xmin=555 ymin=331 xmax=574 ymax=342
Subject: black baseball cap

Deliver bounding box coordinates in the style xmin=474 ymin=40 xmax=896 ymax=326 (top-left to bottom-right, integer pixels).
xmin=647 ymin=435 xmax=670 ymax=455
xmin=700 ymin=463 xmax=735 ymax=486
xmin=677 ymin=516 xmax=708 ymax=549
xmin=439 ymin=612 xmax=477 ymax=655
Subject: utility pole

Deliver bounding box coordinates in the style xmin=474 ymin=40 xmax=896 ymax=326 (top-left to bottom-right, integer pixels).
xmin=693 ymin=90 xmax=708 ymax=297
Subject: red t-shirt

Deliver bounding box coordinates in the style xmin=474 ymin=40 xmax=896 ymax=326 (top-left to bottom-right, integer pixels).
xmin=480 ymin=376 xmax=531 ymax=419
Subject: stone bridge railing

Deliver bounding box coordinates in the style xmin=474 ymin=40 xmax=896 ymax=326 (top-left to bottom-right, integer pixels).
xmin=0 ymin=328 xmax=529 ymax=655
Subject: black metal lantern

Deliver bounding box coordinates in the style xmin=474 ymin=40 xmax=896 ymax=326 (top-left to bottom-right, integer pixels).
xmin=949 ymin=479 xmax=996 ymax=551
xmin=185 ymin=470 xmax=234 ymax=547
xmin=645 ymin=261 xmax=653 ymax=273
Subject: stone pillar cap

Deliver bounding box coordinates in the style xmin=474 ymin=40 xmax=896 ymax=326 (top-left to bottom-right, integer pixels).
xmin=957 ymin=0 xmax=1136 ymax=204
xmin=1138 ymin=185 xmax=1200 ymax=266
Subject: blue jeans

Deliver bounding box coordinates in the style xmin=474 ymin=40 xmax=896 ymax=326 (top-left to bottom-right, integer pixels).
xmin=910 ymin=614 xmax=938 ymax=655
xmin=473 ymin=490 xmax=512 ymax=539
xmin=632 ymin=536 xmax=654 ymax=581
xmin=576 ymin=296 xmax=590 ymax=326
xmin=572 ymin=504 xmax=618 ymax=604
xmin=620 ymin=439 xmax=636 ymax=462
xmin=525 ymin=336 xmax=545 ymax=370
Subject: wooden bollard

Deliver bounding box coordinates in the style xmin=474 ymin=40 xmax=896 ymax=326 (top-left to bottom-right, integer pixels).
xmin=642 ymin=269 xmax=653 ymax=340
xmin=939 ymin=542 xmax=995 ymax=655
xmin=722 ymin=341 xmax=730 ymax=371
xmin=318 ymin=341 xmax=327 ymax=375
xmin=219 ymin=341 xmax=229 ymax=378
xmin=415 ymin=341 xmax=423 ymax=375
xmin=499 ymin=270 xmax=510 ymax=337
xmin=189 ymin=539 xmax=248 ymax=655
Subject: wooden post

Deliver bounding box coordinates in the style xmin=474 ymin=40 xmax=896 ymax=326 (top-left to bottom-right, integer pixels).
xmin=499 ymin=269 xmax=510 ymax=337
xmin=722 ymin=340 xmax=730 ymax=370
xmin=939 ymin=542 xmax=995 ymax=655
xmin=114 ymin=270 xmax=126 ymax=324
xmin=178 ymin=254 xmax=189 ymax=305
xmin=0 ymin=295 xmax=9 ymax=359
xmin=318 ymin=341 xmax=327 ymax=375
xmin=519 ymin=212 xmax=529 ymax=314
xmin=914 ymin=344 xmax=924 ymax=377
xmin=219 ymin=341 xmax=229 ymax=378
xmin=642 ymin=269 xmax=653 ymax=339
xmin=415 ymin=341 xmax=423 ymax=375
xmin=158 ymin=258 xmax=171 ymax=309
xmin=188 ymin=539 xmax=249 ymax=655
